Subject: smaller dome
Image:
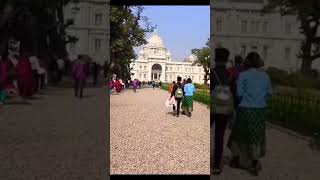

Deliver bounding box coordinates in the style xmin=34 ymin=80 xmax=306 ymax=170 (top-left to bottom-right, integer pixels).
xmin=139 ymin=49 xmax=144 ymax=54
xmin=166 ymin=51 xmax=171 ymax=56
xmin=189 ymin=54 xmax=197 ymax=62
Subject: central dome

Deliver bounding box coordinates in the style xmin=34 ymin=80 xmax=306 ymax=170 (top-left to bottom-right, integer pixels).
xmin=146 ymin=30 xmax=165 ymax=48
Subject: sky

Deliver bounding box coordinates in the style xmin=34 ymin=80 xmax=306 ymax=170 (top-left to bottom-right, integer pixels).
xmin=133 ymin=6 xmax=210 ymax=62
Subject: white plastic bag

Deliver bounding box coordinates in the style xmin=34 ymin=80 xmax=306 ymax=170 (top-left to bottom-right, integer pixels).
xmin=165 ymin=96 xmax=176 ymax=108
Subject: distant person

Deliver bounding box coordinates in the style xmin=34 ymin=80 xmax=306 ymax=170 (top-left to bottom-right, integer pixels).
xmin=91 ymin=62 xmax=100 ymax=86
xmin=211 ymin=47 xmax=235 ymax=175
xmin=228 ymin=52 xmax=272 ymax=176
xmin=37 ymin=60 xmax=47 ymax=91
xmin=15 ymin=51 xmax=34 ymax=99
xmin=159 ymin=81 xmax=162 ymax=89
xmin=171 ymin=77 xmax=184 ymax=117
xmin=57 ymin=56 xmax=65 ymax=82
xmin=182 ymin=78 xmax=196 ymax=117
xmin=29 ymin=54 xmax=40 ymax=93
xmin=169 ymin=81 xmax=175 ymax=94
xmin=152 ymin=81 xmax=155 ymax=90
xmin=115 ymin=78 xmax=122 ymax=93
xmin=72 ymin=55 xmax=89 ymax=98
xmin=132 ymin=79 xmax=138 ymax=93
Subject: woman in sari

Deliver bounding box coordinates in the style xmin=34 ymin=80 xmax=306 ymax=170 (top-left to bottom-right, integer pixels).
xmin=14 ymin=52 xmax=34 ymax=98
xmin=227 ymin=52 xmax=272 ymax=176
xmin=115 ymin=78 xmax=122 ymax=93
xmin=0 ymin=52 xmax=18 ymax=104
xmin=182 ymin=78 xmax=196 ymax=117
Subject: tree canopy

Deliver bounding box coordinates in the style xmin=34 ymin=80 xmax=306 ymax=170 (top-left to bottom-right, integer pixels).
xmin=0 ymin=0 xmax=79 ymax=58
xmin=192 ymin=39 xmax=210 ymax=85
xmin=110 ymin=6 xmax=154 ymax=80
xmin=263 ymin=0 xmax=320 ymax=74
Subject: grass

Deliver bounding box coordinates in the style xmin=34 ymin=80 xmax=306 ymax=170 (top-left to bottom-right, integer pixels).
xmin=268 ymin=94 xmax=320 ymax=139
xmin=161 ymin=84 xmax=210 ymax=106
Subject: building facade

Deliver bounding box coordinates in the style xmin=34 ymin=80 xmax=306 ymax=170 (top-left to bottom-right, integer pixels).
xmin=211 ymin=0 xmax=320 ymax=71
xmin=64 ymin=0 xmax=108 ymax=65
xmin=130 ymin=30 xmax=207 ymax=84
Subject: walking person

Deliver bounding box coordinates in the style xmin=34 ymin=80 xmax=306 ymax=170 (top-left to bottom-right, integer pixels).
xmin=72 ymin=55 xmax=89 ymax=98
xmin=211 ymin=48 xmax=235 ymax=175
xmin=171 ymin=77 xmax=184 ymax=117
xmin=29 ymin=54 xmax=40 ymax=93
xmin=57 ymin=56 xmax=65 ymax=83
xmin=227 ymin=52 xmax=272 ymax=176
xmin=132 ymin=79 xmax=138 ymax=93
xmin=182 ymin=78 xmax=196 ymax=117
xmin=115 ymin=78 xmax=122 ymax=93
xmin=152 ymin=81 xmax=155 ymax=90
xmin=169 ymin=81 xmax=175 ymax=94
xmin=159 ymin=81 xmax=162 ymax=89
xmin=15 ymin=51 xmax=34 ymax=99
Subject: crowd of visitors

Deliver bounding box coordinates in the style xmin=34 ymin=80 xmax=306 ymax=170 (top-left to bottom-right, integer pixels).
xmin=167 ymin=77 xmax=196 ymax=117
xmin=211 ymin=47 xmax=272 ymax=176
xmin=0 ymin=46 xmax=103 ymax=106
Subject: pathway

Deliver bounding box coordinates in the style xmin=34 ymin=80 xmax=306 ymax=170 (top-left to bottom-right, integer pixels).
xmin=211 ymin=121 xmax=320 ymax=180
xmin=0 ymin=81 xmax=108 ymax=179
xmin=110 ymin=87 xmax=210 ymax=174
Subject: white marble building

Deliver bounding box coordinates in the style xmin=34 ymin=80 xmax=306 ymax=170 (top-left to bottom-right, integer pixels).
xmin=211 ymin=0 xmax=320 ymax=71
xmin=130 ymin=30 xmax=207 ymax=84
xmin=64 ymin=0 xmax=108 ymax=65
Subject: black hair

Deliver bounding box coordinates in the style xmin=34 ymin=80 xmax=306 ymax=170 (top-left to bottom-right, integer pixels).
xmin=187 ymin=78 xmax=192 ymax=84
xmin=177 ymin=76 xmax=182 ymax=82
xmin=245 ymin=52 xmax=263 ymax=68
xmin=234 ymin=55 xmax=243 ymax=65
xmin=215 ymin=47 xmax=230 ymax=63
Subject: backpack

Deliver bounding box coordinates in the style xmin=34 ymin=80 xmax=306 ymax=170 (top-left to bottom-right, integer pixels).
xmin=212 ymin=70 xmax=234 ymax=115
xmin=175 ymin=84 xmax=183 ymax=98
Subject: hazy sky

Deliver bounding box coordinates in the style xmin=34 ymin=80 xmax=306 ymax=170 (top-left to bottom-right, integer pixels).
xmin=133 ymin=6 xmax=210 ymax=62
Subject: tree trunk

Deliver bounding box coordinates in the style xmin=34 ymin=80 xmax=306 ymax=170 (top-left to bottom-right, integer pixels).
xmin=300 ymin=58 xmax=312 ymax=74
xmin=203 ymin=73 xmax=208 ymax=85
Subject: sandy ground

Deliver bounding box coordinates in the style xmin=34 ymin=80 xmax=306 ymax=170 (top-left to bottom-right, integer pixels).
xmin=110 ymin=87 xmax=210 ymax=174
xmin=0 ymin=81 xmax=109 ymax=180
xmin=211 ymin=120 xmax=320 ymax=180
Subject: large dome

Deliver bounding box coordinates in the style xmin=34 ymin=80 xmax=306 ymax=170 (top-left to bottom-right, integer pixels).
xmin=146 ymin=30 xmax=165 ymax=48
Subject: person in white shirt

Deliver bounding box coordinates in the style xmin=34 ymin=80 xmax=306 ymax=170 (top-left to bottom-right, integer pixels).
xmin=57 ymin=57 xmax=65 ymax=82
xmin=29 ymin=55 xmax=40 ymax=92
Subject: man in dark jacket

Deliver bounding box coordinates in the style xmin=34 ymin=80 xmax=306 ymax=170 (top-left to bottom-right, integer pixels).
xmin=211 ymin=47 xmax=234 ymax=175
xmin=171 ymin=76 xmax=183 ymax=117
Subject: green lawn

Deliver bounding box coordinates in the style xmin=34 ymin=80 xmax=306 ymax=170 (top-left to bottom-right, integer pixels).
xmin=161 ymin=84 xmax=210 ymax=106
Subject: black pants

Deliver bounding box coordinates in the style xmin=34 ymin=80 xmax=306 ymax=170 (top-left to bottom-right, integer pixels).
xmin=173 ymin=98 xmax=182 ymax=115
xmin=211 ymin=113 xmax=230 ymax=168
xmin=32 ymin=70 xmax=39 ymax=92
xmin=74 ymin=79 xmax=86 ymax=98
xmin=39 ymin=74 xmax=46 ymax=90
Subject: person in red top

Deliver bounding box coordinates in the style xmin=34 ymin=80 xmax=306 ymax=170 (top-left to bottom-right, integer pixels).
xmin=12 ymin=51 xmax=34 ymax=98
xmin=114 ymin=78 xmax=122 ymax=93
xmin=227 ymin=55 xmax=244 ymax=108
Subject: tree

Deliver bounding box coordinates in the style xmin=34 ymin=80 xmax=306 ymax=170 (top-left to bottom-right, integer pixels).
xmin=192 ymin=39 xmax=210 ymax=85
xmin=110 ymin=6 xmax=154 ymax=80
xmin=263 ymin=0 xmax=320 ymax=74
xmin=0 ymin=0 xmax=79 ymax=58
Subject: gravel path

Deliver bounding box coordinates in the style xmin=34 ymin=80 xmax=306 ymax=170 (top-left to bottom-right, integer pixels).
xmin=110 ymin=87 xmax=210 ymax=174
xmin=0 ymin=83 xmax=108 ymax=179
xmin=211 ymin=124 xmax=320 ymax=180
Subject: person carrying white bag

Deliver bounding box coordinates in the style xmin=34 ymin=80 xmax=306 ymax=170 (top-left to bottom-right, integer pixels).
xmin=165 ymin=95 xmax=176 ymax=108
